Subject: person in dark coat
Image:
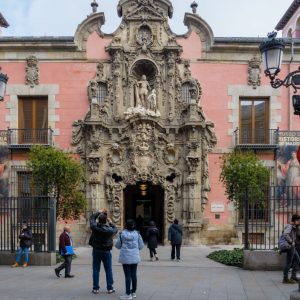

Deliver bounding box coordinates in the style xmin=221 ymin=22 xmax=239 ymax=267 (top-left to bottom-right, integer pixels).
xmin=168 ymin=219 xmax=183 ymax=261
xmin=146 ymin=220 xmax=159 ymax=261
xmin=55 ymin=225 xmax=74 ymax=278
xmin=89 ymin=211 xmax=118 ymax=294
xmin=11 ymin=221 xmax=32 ymax=268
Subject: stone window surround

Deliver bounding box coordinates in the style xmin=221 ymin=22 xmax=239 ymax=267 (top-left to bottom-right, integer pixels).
xmin=228 ymin=85 xmax=281 ymax=137
xmin=5 ymin=84 xmax=60 ymax=137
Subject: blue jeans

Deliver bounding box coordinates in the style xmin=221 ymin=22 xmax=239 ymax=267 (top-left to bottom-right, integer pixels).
xmin=16 ymin=246 xmax=29 ymax=263
xmin=283 ymin=245 xmax=300 ymax=279
xmin=122 ymin=264 xmax=137 ymax=295
xmin=92 ymin=249 xmax=113 ymax=290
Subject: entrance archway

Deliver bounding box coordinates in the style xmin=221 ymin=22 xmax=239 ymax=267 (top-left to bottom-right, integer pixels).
xmin=124 ymin=182 xmax=164 ymax=243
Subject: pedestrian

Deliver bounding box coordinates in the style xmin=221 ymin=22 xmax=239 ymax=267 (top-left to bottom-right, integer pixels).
xmin=11 ymin=221 xmax=32 ymax=268
xmin=282 ymin=214 xmax=300 ymax=284
xmin=146 ymin=220 xmax=159 ymax=261
xmin=115 ymin=219 xmax=144 ymax=300
xmin=168 ymin=218 xmax=182 ymax=261
xmin=89 ymin=211 xmax=118 ymax=295
xmin=54 ymin=225 xmax=74 ymax=278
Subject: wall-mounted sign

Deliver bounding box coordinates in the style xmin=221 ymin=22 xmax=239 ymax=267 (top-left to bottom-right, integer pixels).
xmin=278 ymin=131 xmax=300 ymax=145
xmin=211 ymin=203 xmax=225 ymax=213
xmin=0 ymin=131 xmax=7 ymax=146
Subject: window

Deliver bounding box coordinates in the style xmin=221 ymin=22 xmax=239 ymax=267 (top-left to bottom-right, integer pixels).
xmin=18 ymin=97 xmax=48 ymax=144
xmin=181 ymin=83 xmax=192 ymax=103
xmin=240 ymin=98 xmax=269 ymax=144
xmin=96 ymin=82 xmax=107 ymax=105
xmin=17 ymin=171 xmax=33 ymax=197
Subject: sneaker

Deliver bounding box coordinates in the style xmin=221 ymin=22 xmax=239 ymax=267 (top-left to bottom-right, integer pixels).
xmin=282 ymin=278 xmax=297 ymax=284
xmin=132 ymin=293 xmax=137 ymax=298
xmin=120 ymin=294 xmax=133 ymax=299
xmin=155 ymin=256 xmax=159 ymax=261
xmin=11 ymin=262 xmax=19 ymax=268
xmin=107 ymin=289 xmax=115 ymax=294
xmin=176 ymin=259 xmax=180 ymax=262
xmin=92 ymin=290 xmax=99 ymax=294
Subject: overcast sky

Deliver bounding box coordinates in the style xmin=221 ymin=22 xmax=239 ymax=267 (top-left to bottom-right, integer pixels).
xmin=1 ymin=0 xmax=294 ymax=37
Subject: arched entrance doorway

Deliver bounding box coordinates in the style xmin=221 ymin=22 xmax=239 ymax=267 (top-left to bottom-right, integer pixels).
xmin=124 ymin=182 xmax=164 ymax=243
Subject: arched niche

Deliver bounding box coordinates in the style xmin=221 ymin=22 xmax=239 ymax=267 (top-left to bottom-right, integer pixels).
xmin=130 ymin=59 xmax=159 ymax=87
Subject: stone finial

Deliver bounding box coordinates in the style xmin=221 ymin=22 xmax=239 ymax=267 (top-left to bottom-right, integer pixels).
xmin=191 ymin=1 xmax=198 ymax=14
xmin=91 ymin=0 xmax=99 ymax=13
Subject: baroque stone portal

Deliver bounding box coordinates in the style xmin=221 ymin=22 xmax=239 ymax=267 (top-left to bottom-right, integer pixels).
xmin=72 ymin=0 xmax=217 ymax=244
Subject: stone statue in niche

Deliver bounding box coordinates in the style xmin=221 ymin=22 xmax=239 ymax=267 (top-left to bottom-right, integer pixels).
xmin=147 ymin=89 xmax=157 ymax=111
xmin=88 ymin=80 xmax=98 ymax=103
xmin=135 ymin=74 xmax=150 ymax=107
xmin=25 ymin=55 xmax=39 ymax=87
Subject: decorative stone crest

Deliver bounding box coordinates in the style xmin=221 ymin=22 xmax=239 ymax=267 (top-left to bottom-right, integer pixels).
xmin=107 ymin=143 xmax=124 ymax=166
xmin=25 ymin=55 xmax=39 ymax=87
xmin=163 ymin=143 xmax=178 ymax=165
xmin=248 ymin=55 xmax=261 ymax=89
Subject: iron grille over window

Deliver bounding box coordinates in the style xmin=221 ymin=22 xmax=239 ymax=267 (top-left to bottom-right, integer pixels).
xmin=181 ymin=83 xmax=192 ymax=103
xmin=96 ymin=82 xmax=107 ymax=105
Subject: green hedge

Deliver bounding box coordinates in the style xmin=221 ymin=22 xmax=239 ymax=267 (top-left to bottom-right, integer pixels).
xmin=207 ymin=248 xmax=243 ymax=267
xmin=56 ymin=251 xmax=77 ymax=263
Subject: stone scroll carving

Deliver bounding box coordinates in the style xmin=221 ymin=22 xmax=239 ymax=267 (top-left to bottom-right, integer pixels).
xmin=25 ymin=55 xmax=39 ymax=87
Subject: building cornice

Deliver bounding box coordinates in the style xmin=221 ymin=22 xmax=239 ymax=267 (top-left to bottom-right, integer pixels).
xmin=0 ymin=13 xmax=9 ymax=28
xmin=275 ymin=0 xmax=300 ymax=30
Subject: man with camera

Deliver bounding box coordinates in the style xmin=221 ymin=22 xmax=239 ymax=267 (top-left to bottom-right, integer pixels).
xmin=89 ymin=210 xmax=118 ymax=294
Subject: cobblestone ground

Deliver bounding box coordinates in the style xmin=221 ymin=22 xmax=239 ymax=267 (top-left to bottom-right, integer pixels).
xmin=0 ymin=245 xmax=297 ymax=300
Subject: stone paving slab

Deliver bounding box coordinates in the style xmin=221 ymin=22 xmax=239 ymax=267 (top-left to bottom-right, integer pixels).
xmin=0 ymin=245 xmax=297 ymax=300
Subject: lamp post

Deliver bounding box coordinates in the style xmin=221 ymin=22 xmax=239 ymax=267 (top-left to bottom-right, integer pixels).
xmin=0 ymin=67 xmax=8 ymax=101
xmin=259 ymin=31 xmax=300 ymax=115
xmin=260 ymin=32 xmax=300 ymax=300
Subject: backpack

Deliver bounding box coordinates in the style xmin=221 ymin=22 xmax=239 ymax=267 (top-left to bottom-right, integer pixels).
xmin=278 ymin=233 xmax=292 ymax=253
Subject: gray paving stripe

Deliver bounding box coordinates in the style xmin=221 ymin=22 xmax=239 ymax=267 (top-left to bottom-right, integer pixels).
xmin=0 ymin=246 xmax=297 ymax=300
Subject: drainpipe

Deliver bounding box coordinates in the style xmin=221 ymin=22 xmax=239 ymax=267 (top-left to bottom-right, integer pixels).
xmin=288 ymin=38 xmax=294 ymax=130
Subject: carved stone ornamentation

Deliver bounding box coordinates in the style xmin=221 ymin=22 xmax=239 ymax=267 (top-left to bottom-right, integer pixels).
xmin=25 ymin=55 xmax=39 ymax=87
xmin=107 ymin=143 xmax=124 ymax=166
xmin=248 ymin=56 xmax=261 ymax=89
xmin=163 ymin=143 xmax=178 ymax=165
xmin=87 ymin=156 xmax=102 ymax=173
xmin=73 ymin=0 xmax=218 ymax=244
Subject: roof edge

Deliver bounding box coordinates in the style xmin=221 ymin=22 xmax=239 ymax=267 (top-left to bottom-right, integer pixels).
xmin=275 ymin=0 xmax=300 ymax=30
xmin=0 ymin=13 xmax=9 ymax=28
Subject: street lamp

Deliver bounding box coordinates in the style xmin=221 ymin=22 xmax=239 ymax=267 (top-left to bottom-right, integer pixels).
xmin=259 ymin=31 xmax=300 ymax=115
xmin=0 ymin=67 xmax=8 ymax=101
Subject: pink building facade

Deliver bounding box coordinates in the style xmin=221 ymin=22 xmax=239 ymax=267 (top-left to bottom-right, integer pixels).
xmin=1 ymin=0 xmax=300 ymax=245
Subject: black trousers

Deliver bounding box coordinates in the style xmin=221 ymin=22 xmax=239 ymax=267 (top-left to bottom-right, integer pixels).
xmin=56 ymin=255 xmax=72 ymax=276
xmin=149 ymin=248 xmax=157 ymax=258
xmin=122 ymin=264 xmax=137 ymax=295
xmin=171 ymin=244 xmax=181 ymax=260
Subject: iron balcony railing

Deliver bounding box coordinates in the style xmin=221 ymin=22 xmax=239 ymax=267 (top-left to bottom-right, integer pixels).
xmin=6 ymin=128 xmax=53 ymax=148
xmin=234 ymin=128 xmax=279 ymax=149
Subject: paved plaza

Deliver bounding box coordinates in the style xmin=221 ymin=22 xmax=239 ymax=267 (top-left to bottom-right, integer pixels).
xmin=0 ymin=245 xmax=297 ymax=300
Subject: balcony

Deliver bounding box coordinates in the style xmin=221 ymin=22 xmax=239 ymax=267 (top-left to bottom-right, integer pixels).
xmin=6 ymin=128 xmax=53 ymax=149
xmin=234 ymin=128 xmax=279 ymax=151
